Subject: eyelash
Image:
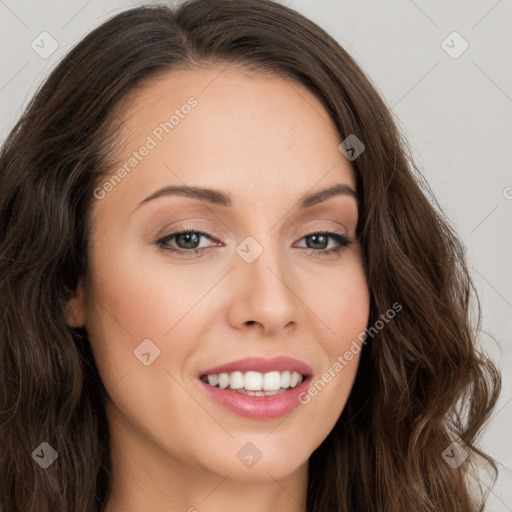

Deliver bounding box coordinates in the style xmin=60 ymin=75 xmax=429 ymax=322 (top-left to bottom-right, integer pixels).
xmin=155 ymin=226 xmax=353 ymax=259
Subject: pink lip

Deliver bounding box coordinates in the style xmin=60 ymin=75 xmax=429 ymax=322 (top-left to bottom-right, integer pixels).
xmin=197 ymin=356 xmax=313 ymax=420
xmin=199 ymin=356 xmax=313 ymax=377
xmin=198 ymin=375 xmax=312 ymax=420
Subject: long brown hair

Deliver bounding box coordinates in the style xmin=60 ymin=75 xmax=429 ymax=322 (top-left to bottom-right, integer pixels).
xmin=0 ymin=1 xmax=501 ymax=510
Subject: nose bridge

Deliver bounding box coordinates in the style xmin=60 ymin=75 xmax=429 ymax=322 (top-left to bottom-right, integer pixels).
xmin=231 ymin=230 xmax=301 ymax=332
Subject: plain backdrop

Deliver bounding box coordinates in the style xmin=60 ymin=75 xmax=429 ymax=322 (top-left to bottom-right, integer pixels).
xmin=1 ymin=0 xmax=511 ymax=510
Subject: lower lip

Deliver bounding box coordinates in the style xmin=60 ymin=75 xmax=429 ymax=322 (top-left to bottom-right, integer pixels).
xmin=198 ymin=377 xmax=312 ymax=420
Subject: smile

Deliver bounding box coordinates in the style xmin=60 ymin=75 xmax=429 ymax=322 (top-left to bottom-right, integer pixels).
xmin=200 ymin=370 xmax=306 ymax=395
xmin=197 ymin=356 xmax=313 ymax=419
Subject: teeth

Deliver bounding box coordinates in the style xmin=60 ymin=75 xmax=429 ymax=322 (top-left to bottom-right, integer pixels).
xmin=280 ymin=370 xmax=291 ymax=388
xmin=235 ymin=388 xmax=287 ymax=397
xmin=245 ymin=371 xmax=262 ymax=391
xmin=229 ymin=371 xmax=244 ymax=390
xmin=218 ymin=373 xmax=229 ymax=389
xmin=290 ymin=371 xmax=301 ymax=387
xmin=263 ymin=371 xmax=281 ymax=391
xmin=207 ymin=374 xmax=219 ymax=386
xmin=201 ymin=370 xmax=305 ymax=392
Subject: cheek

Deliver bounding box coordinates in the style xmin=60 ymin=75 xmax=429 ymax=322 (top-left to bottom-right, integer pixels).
xmin=83 ymin=245 xmax=207 ymax=448
xmin=296 ymin=255 xmax=369 ymax=431
xmin=83 ymin=242 xmax=172 ymax=387
xmin=83 ymin=235 xmax=224 ymax=401
xmin=313 ymin=251 xmax=370 ymax=353
xmin=86 ymin=238 xmax=202 ymax=339
xmin=328 ymin=272 xmax=370 ymax=352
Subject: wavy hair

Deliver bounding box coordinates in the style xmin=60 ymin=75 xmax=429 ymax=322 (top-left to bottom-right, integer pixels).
xmin=0 ymin=0 xmax=501 ymax=510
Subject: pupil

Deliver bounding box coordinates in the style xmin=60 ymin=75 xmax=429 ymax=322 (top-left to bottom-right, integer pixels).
xmin=177 ymin=232 xmax=199 ymax=249
xmin=308 ymin=234 xmax=327 ymax=249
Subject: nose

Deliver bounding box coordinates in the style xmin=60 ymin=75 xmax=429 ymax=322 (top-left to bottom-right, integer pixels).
xmin=226 ymin=239 xmax=305 ymax=336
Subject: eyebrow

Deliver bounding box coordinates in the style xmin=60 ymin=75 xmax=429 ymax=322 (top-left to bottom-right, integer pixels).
xmin=132 ymin=182 xmax=358 ymax=213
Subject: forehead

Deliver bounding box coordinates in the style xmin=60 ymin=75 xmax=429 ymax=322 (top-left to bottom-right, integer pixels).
xmin=95 ymin=66 xmax=356 ymax=214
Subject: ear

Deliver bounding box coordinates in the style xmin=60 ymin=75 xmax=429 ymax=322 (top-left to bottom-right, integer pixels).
xmin=65 ymin=277 xmax=86 ymax=328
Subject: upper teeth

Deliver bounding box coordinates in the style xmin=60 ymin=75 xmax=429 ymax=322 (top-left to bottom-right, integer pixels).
xmin=203 ymin=371 xmax=304 ymax=391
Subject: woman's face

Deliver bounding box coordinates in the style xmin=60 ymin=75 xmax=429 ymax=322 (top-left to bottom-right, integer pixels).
xmin=67 ymin=66 xmax=370 ymax=484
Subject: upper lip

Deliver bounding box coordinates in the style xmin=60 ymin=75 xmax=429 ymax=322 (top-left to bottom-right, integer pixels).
xmin=199 ymin=356 xmax=313 ymax=377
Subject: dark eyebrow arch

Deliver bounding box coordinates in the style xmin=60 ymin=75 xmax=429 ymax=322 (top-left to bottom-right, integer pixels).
xmin=132 ymin=183 xmax=358 ymax=213
xmin=132 ymin=185 xmax=232 ymax=212
xmin=297 ymin=183 xmax=358 ymax=208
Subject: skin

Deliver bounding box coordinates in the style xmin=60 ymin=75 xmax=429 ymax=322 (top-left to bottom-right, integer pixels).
xmin=66 ymin=65 xmax=370 ymax=512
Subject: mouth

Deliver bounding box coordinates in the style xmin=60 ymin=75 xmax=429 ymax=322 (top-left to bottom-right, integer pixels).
xmin=199 ymin=370 xmax=309 ymax=396
xmin=197 ymin=356 xmax=313 ymax=419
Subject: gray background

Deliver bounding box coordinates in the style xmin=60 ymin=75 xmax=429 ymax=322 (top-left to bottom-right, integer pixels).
xmin=1 ymin=0 xmax=510 ymax=509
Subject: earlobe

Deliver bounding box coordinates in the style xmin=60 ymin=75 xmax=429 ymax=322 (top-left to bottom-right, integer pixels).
xmin=65 ymin=277 xmax=86 ymax=328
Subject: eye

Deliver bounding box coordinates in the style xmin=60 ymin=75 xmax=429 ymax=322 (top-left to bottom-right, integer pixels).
xmin=155 ymin=227 xmax=217 ymax=258
xmin=294 ymin=230 xmax=352 ymax=258
xmin=155 ymin=227 xmax=353 ymax=259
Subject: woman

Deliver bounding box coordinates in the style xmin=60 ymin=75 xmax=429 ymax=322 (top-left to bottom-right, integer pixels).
xmin=0 ymin=0 xmax=501 ymax=510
